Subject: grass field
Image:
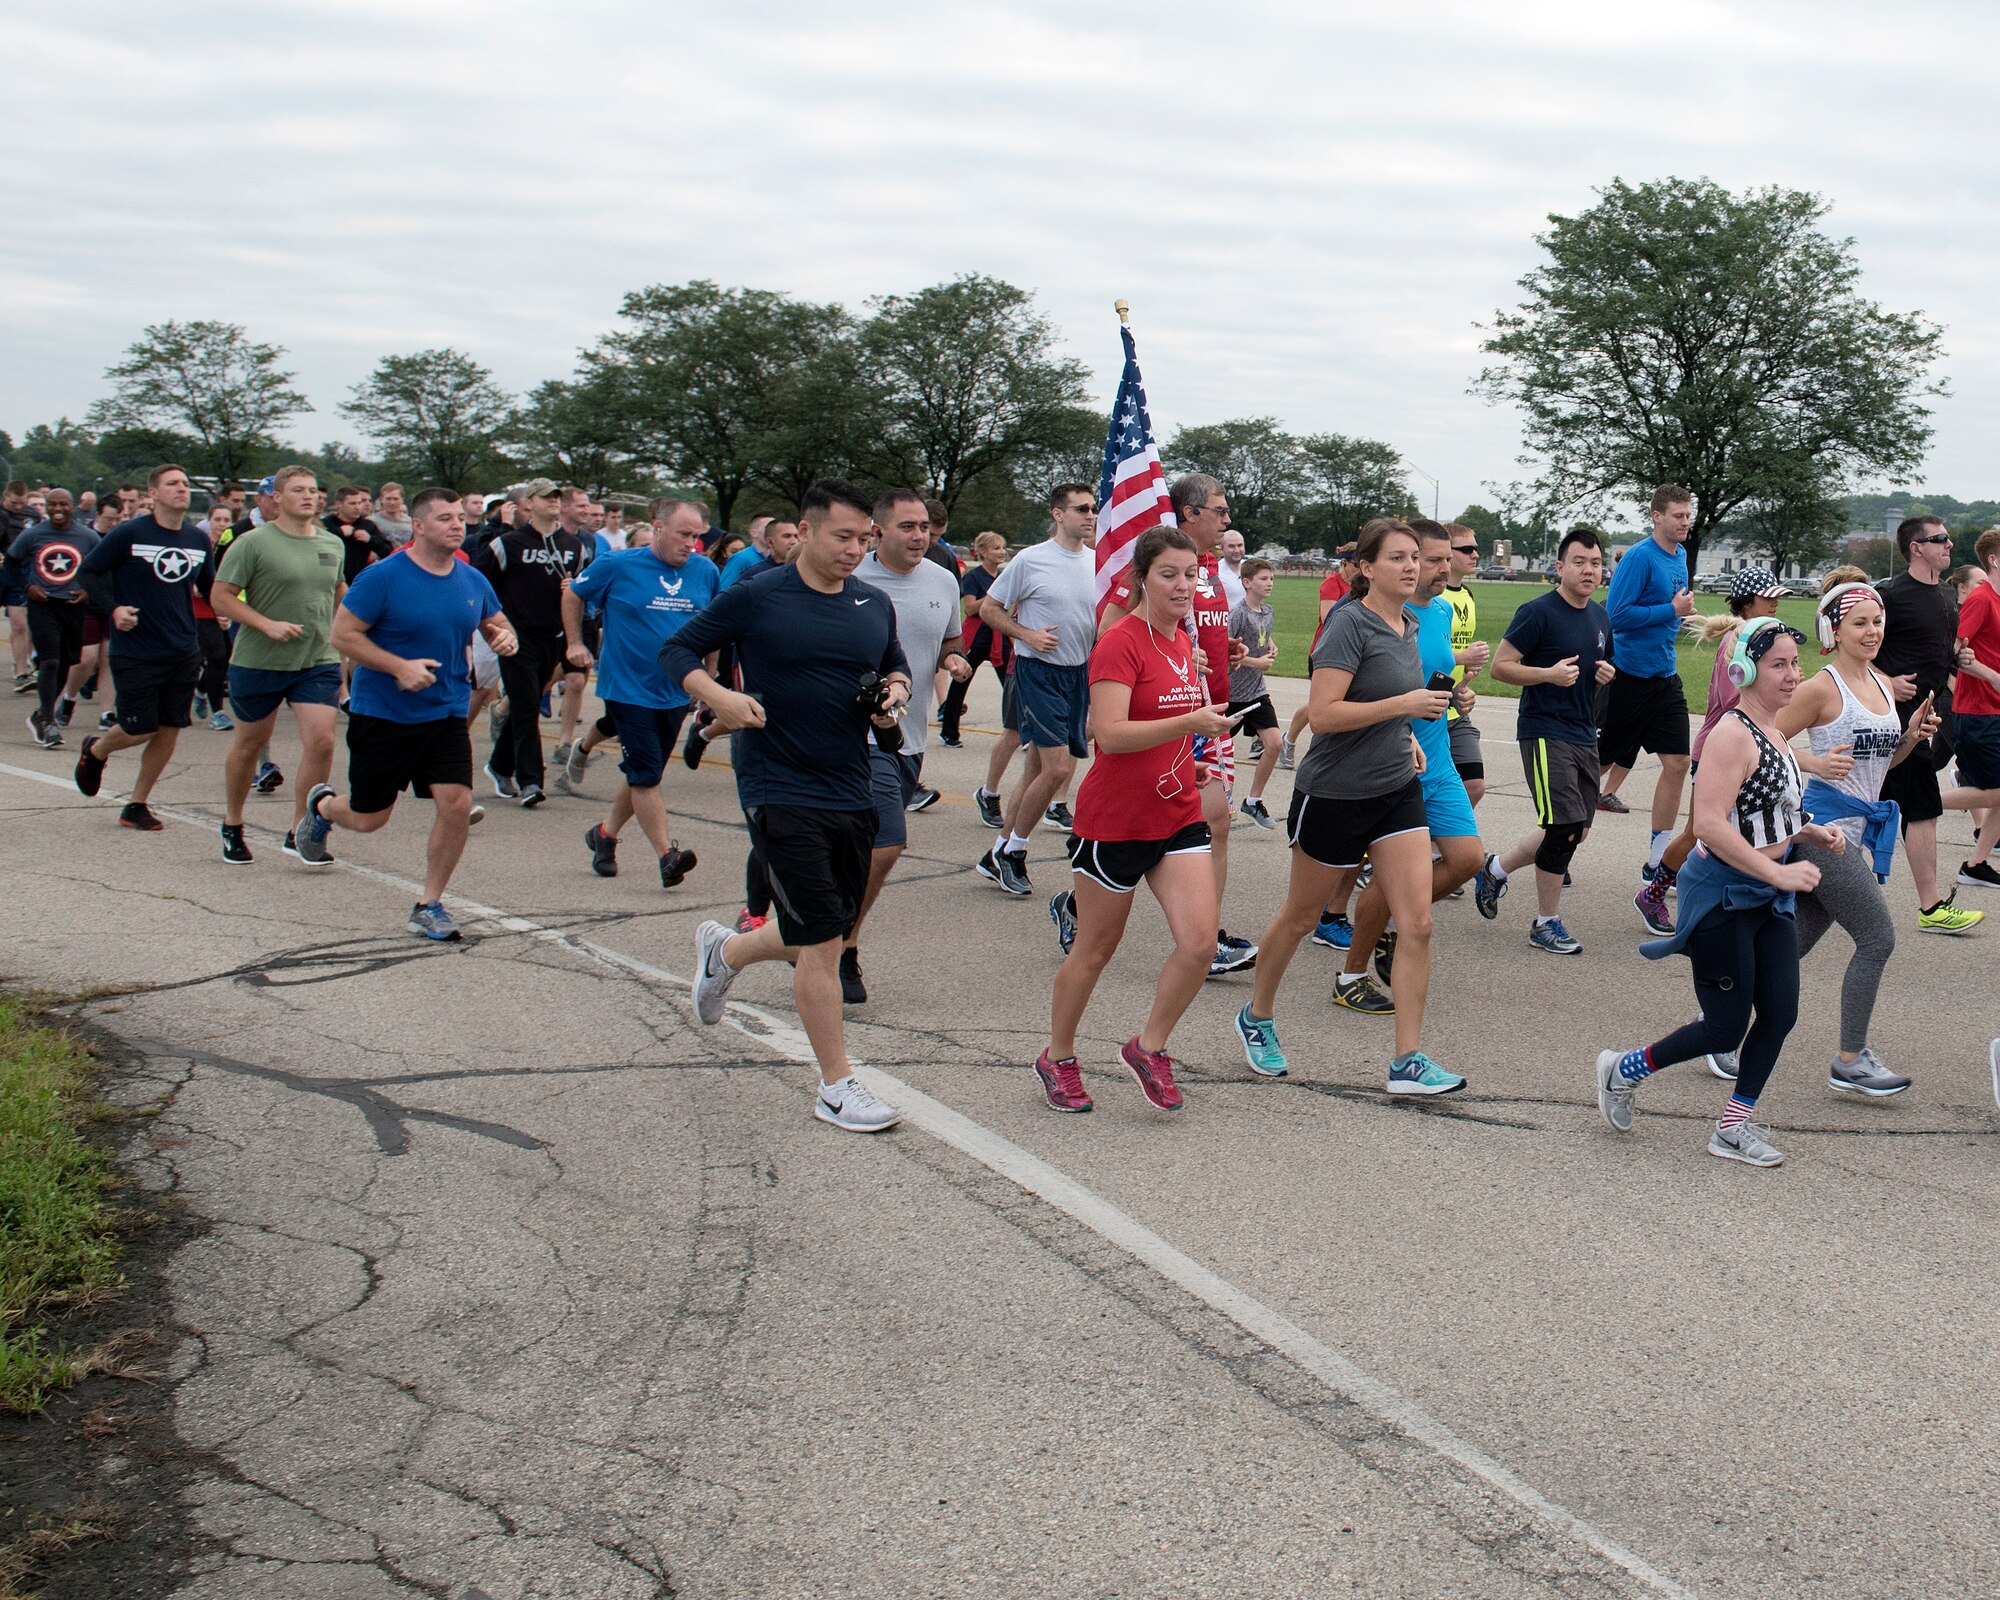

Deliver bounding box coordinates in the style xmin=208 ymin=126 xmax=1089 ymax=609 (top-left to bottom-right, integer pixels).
xmin=1269 ymin=577 xmax=1821 ymax=714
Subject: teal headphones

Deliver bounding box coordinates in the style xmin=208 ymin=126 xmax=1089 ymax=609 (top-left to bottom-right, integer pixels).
xmin=1726 ymin=616 xmax=1804 ymax=688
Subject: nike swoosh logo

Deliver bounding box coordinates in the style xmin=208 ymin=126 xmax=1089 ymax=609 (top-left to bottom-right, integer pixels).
xmin=854 ymin=598 xmax=869 ymax=605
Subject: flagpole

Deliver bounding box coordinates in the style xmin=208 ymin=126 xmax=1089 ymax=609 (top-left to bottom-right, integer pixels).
xmin=1115 ymin=299 xmax=1130 ymax=325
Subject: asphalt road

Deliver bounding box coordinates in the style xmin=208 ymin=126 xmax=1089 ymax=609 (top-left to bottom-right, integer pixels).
xmin=5 ymin=673 xmax=1998 ymax=1599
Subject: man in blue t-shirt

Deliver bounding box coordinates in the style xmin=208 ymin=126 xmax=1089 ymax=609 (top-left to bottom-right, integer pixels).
xmin=1477 ymin=525 xmax=1616 ymax=956
xmin=1596 ymin=486 xmax=1697 ymax=880
xmin=563 ymin=499 xmax=718 ymax=888
xmin=661 ymin=478 xmax=911 ymax=1136
xmin=295 ymin=490 xmax=516 ymax=941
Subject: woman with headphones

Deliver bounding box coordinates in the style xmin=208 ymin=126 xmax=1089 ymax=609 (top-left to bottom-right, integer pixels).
xmin=1595 ymin=616 xmax=1853 ymax=1166
xmin=1770 ymin=569 xmax=1941 ymax=1099
xmin=1033 ymin=525 xmax=1234 ymax=1116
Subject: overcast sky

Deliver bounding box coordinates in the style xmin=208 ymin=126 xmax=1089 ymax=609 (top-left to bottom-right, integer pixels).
xmin=7 ymin=1 xmax=1998 ymax=519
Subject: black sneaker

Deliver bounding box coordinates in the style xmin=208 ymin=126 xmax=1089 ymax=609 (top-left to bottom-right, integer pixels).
xmin=682 ymin=713 xmax=713 ymax=771
xmin=218 ymin=823 xmax=253 ymax=864
xmin=996 ymin=848 xmax=1033 ymax=896
xmin=974 ymin=789 xmax=1003 ymax=829
xmin=73 ymin=734 xmax=105 ymax=797
xmin=55 ymin=697 xmax=75 ymax=727
xmin=975 ymin=846 xmax=1004 ymax=886
xmin=905 ymin=785 xmax=941 ymax=813
xmin=119 ymin=801 xmax=163 ymax=832
xmin=585 ymin=823 xmax=619 ymax=878
xmin=1330 ymin=974 xmax=1395 ymax=1014
xmin=254 ymin=761 xmax=285 ymax=794
xmin=1373 ymin=929 xmax=1398 ymax=986
xmin=839 ymin=948 xmax=868 ymax=1004
xmin=1043 ymin=802 xmax=1074 ymax=833
xmin=518 ymin=783 xmax=546 ymax=808
xmin=1957 ymin=859 xmax=2000 ymax=890
xmin=937 ymin=731 xmax=962 ymax=748
xmin=1049 ymin=889 xmax=1077 ymax=954
xmin=659 ymin=843 xmax=697 ymax=888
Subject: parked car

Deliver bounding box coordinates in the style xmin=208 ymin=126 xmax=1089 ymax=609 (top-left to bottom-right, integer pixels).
xmin=1781 ymin=577 xmax=1819 ymax=597
xmin=1476 ymin=565 xmax=1511 ymax=580
xmin=1694 ymin=572 xmax=1733 ymax=594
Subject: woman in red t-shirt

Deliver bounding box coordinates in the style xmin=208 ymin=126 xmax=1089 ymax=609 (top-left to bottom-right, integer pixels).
xmin=1034 ymin=527 xmax=1235 ymax=1117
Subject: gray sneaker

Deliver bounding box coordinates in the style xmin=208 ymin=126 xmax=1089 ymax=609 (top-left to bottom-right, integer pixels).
xmin=1708 ymin=1121 xmax=1784 ymax=1167
xmin=1275 ymin=737 xmax=1296 ymax=771
xmin=1596 ymin=1048 xmax=1637 ymax=1133
xmin=407 ymin=900 xmax=462 ymax=941
xmin=996 ymin=848 xmax=1033 ymax=896
xmin=691 ymin=919 xmax=738 ymax=1025
xmin=1828 ymin=1047 xmax=1911 ymax=1098
xmin=484 ymin=761 xmax=519 ymax=799
xmin=555 ymin=739 xmax=591 ymax=794
xmin=1707 ymin=1050 xmax=1739 ymax=1080
xmin=813 ymin=1073 xmax=903 ymax=1133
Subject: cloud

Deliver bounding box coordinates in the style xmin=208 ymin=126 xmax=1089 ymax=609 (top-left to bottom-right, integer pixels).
xmin=4 ymin=0 xmax=1997 ymax=514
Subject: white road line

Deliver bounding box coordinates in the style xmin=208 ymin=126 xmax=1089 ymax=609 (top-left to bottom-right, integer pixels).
xmin=4 ymin=760 xmax=1695 ymax=1599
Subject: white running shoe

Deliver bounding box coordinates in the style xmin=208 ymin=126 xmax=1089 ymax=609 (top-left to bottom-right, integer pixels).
xmin=691 ymin=920 xmax=738 ymax=1025
xmin=1708 ymin=1121 xmax=1783 ymax=1167
xmin=814 ymin=1074 xmax=902 ymax=1133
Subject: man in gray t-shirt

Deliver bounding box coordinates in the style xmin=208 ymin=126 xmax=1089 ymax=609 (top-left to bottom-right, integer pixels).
xmin=982 ymin=536 xmax=1095 ymax=668
xmin=855 ymin=547 xmax=963 ymax=754
xmin=1296 ymin=599 xmax=1423 ymax=799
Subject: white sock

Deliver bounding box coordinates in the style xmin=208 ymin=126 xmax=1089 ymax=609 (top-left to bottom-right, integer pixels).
xmin=1534 ymin=914 xmax=1557 ymax=927
xmin=1488 ymin=854 xmax=1511 ymax=882
xmin=1647 ymin=830 xmax=1670 ymax=870
xmin=1336 ymin=970 xmax=1364 ymax=987
xmin=1005 ymin=831 xmax=1031 ymax=853
xmin=976 ymin=786 xmax=995 ymax=800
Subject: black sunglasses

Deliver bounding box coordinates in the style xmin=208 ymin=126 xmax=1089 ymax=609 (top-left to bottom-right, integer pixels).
xmin=1912 ymin=534 xmax=1952 ymax=547
xmin=1451 ymin=544 xmax=1479 ymax=555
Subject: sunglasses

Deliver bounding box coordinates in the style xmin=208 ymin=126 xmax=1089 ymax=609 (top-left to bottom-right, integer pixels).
xmin=1451 ymin=545 xmax=1479 ymax=555
xmin=1912 ymin=534 xmax=1952 ymax=547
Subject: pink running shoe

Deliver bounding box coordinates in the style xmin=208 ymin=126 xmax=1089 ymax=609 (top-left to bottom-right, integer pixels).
xmin=1120 ymin=1037 xmax=1184 ymax=1111
xmin=1032 ymin=1049 xmax=1093 ymax=1113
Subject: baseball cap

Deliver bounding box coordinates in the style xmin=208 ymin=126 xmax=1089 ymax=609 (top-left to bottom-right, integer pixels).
xmin=255 ymin=475 xmax=276 ymax=495
xmin=1729 ymin=566 xmax=1787 ymax=601
xmin=518 ymin=477 xmax=558 ymax=498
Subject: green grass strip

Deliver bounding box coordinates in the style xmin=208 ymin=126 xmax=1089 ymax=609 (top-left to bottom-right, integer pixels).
xmin=0 ymin=1001 xmax=122 ymax=1413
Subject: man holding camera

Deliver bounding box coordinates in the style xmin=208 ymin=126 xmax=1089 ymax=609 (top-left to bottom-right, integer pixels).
xmin=663 ymin=479 xmax=913 ymax=1133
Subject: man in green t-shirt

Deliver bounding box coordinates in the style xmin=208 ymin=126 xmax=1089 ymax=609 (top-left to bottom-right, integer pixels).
xmin=209 ymin=465 xmax=347 ymax=866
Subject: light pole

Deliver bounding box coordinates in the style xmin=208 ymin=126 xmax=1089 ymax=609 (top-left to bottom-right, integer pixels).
xmin=1406 ymin=463 xmax=1440 ymax=522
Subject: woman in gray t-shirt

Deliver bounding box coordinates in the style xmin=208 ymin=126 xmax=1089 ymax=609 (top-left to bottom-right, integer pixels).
xmin=1230 ymin=519 xmax=1469 ymax=1100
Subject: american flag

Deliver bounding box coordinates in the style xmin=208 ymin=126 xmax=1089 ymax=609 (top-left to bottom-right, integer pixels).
xmin=1094 ymin=319 xmax=1175 ymax=617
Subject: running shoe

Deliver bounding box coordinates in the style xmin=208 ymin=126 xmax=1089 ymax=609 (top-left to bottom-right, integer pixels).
xmin=1708 ymin=1121 xmax=1783 ymax=1167
xmin=1120 ymin=1037 xmax=1183 ymax=1111
xmin=1634 ymin=879 xmax=1674 ymax=937
xmin=1330 ymin=974 xmax=1394 ymax=1014
xmin=814 ymin=1074 xmax=902 ymax=1133
xmin=1032 ymin=1049 xmax=1093 ymax=1113
xmin=550 ymin=741 xmax=572 ymax=768
xmin=29 ymin=710 xmax=60 ymax=748
xmin=1311 ymin=913 xmax=1354 ymax=950
xmin=734 ymin=907 xmax=766 ymax=934
xmin=838 ymin=949 xmax=867 ymax=1005
xmin=1276 ymin=737 xmax=1295 ymax=770
xmin=936 ymin=732 xmax=962 ymax=748
xmin=1386 ymin=1052 xmax=1465 ymax=1097
xmin=1595 ymin=792 xmax=1629 ymax=813
xmin=1828 ymin=1048 xmax=1912 ymax=1098
xmin=295 ymin=783 xmax=336 ymax=864
xmin=209 ymin=709 xmax=234 ymax=732
xmin=1356 ymin=859 xmax=1373 ymax=891
xmin=585 ymin=823 xmax=618 ymax=878
xmin=1043 ymin=802 xmax=1074 ymax=833
xmin=1208 ymin=935 xmax=1257 ymax=977
xmin=518 ymin=783 xmax=546 ymax=808
xmin=1706 ymin=1050 xmax=1738 ymax=1080
xmin=254 ymin=761 xmax=284 ymax=794
xmin=408 ymin=900 xmax=463 ymax=941
xmin=682 ymin=714 xmax=712 ymax=771
xmin=1528 ymin=917 xmax=1582 ymax=955
xmin=487 ymin=702 xmax=506 ymax=742
xmin=1049 ymin=889 xmax=1076 ymax=954
xmin=192 ymin=692 xmax=208 ymax=720
xmin=54 ymin=697 xmax=75 ymax=727
xmin=1956 ymin=859 xmax=2000 ymax=890
xmin=73 ymin=735 xmax=104 ymax=797
xmin=658 ymin=844 xmax=697 ymax=888
xmin=905 ymin=786 xmax=941 ymax=813
xmin=1372 ymin=929 xmax=1397 ymax=986
xmin=1239 ymin=797 xmax=1274 ymax=829
xmin=974 ymin=789 xmax=1004 ymax=829
xmin=1248 ymin=736 xmax=1264 ymax=759
xmin=118 ymin=801 xmax=163 ymax=832
xmin=996 ymin=848 xmax=1032 ymax=896
xmin=219 ymin=823 xmax=253 ymax=865
xmin=1234 ymin=1005 xmax=1288 ymax=1078
xmin=1918 ymin=895 xmax=1983 ymax=934
xmin=1473 ymin=853 xmax=1506 ymax=919
xmin=483 ymin=761 xmax=518 ymax=799
xmin=469 ymin=804 xmax=485 ymax=825
xmin=564 ymin=740 xmax=592 ymax=785
xmin=10 ymin=672 xmax=32 ymax=694
xmin=975 ymin=846 xmax=1004 ymax=886
xmin=691 ymin=920 xmax=738 ymax=1024
xmin=97 ymin=710 xmax=116 ymax=730
xmin=1595 ymin=1048 xmax=1639 ymax=1132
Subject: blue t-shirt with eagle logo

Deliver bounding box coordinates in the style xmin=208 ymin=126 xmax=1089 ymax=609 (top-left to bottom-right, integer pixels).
xmin=567 ymin=545 xmax=720 ymax=710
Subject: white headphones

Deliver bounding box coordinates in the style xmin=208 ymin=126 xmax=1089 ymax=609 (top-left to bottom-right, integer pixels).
xmin=1815 ymin=582 xmax=1877 ymax=651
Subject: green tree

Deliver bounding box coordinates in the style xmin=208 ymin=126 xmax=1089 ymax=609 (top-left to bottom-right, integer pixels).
xmin=9 ymin=420 xmax=110 ymax=492
xmin=89 ymin=320 xmax=309 ymax=479
xmin=1477 ymin=177 xmax=1944 ymax=574
xmin=1716 ymin=460 xmax=1846 ymax=577
xmin=512 ymin=373 xmax=635 ymax=497
xmin=340 ymin=349 xmax=515 ymax=491
xmin=1164 ymin=417 xmax=1307 ymax=545
xmin=1454 ymin=504 xmax=1503 ymax=549
xmin=1296 ymin=432 xmax=1413 ymax=550
xmin=862 ymin=274 xmax=1091 ymax=512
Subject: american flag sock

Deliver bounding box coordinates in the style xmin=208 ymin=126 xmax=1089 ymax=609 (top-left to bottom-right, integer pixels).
xmin=1615 ymin=1047 xmax=1654 ymax=1083
xmin=1717 ymin=1093 xmax=1757 ymax=1135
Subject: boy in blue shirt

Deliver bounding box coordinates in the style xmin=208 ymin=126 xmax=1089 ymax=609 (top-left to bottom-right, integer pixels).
xmin=563 ymin=499 xmax=718 ymax=888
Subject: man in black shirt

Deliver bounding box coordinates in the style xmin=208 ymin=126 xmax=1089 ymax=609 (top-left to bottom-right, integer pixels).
xmin=75 ymin=464 xmax=217 ymax=829
xmin=324 ymin=485 xmax=395 ymax=584
xmin=473 ymin=477 xmax=593 ymax=805
xmin=664 ymin=478 xmax=912 ymax=1135
xmin=1877 ymin=514 xmax=1984 ymax=932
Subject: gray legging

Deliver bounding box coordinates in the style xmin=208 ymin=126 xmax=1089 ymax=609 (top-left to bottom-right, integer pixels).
xmin=1794 ymin=833 xmax=1896 ymax=1055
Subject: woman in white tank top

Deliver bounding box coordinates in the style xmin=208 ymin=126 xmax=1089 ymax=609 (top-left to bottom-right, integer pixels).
xmin=1776 ymin=572 xmax=1942 ymax=1098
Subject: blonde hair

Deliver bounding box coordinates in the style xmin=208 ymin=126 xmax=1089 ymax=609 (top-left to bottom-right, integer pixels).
xmin=970 ymin=530 xmax=1007 ymax=556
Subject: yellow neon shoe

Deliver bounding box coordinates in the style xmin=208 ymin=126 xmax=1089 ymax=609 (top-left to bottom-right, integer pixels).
xmin=1918 ymin=895 xmax=1984 ymax=935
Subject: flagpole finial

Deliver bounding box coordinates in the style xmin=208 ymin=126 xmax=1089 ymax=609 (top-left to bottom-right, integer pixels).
xmin=1114 ymin=299 xmax=1130 ymax=325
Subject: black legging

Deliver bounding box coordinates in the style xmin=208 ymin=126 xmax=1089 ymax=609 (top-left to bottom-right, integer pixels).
xmin=196 ymin=617 xmax=230 ymax=712
xmin=490 ymin=631 xmax=564 ymax=786
xmin=26 ymin=600 xmax=85 ymax=722
xmin=938 ymin=625 xmax=1008 ymax=739
xmin=1645 ymin=902 xmax=1800 ymax=1101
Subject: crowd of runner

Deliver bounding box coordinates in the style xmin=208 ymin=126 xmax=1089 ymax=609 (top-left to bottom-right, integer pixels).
xmin=5 ymin=466 xmax=1996 ymax=1160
